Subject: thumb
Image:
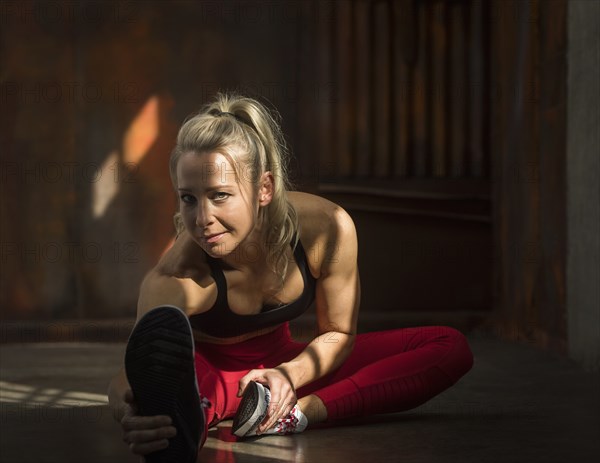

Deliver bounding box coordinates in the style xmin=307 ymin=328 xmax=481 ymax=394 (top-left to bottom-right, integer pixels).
xmin=237 ymin=381 xmax=245 ymax=398
xmin=238 ymin=377 xmax=253 ymax=397
xmin=124 ymin=389 xmax=135 ymax=403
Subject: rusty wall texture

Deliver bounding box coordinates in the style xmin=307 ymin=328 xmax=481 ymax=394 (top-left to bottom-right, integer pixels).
xmin=0 ymin=0 xmax=573 ymax=360
xmin=1 ymin=0 xmax=310 ymax=319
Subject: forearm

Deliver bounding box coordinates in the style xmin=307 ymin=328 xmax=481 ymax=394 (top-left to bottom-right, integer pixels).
xmin=278 ymin=331 xmax=355 ymax=390
xmin=107 ymin=368 xmax=130 ymax=422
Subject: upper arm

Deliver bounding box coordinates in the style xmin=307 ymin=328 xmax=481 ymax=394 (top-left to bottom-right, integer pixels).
xmin=313 ymin=206 xmax=360 ymax=336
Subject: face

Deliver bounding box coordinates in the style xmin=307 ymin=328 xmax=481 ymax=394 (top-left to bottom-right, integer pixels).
xmin=176 ymin=150 xmax=272 ymax=259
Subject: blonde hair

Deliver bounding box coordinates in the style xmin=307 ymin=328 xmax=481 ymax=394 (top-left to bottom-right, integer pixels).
xmin=170 ymin=93 xmax=298 ymax=282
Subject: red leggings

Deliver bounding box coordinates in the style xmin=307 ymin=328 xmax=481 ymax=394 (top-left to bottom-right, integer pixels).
xmin=194 ymin=322 xmax=473 ymax=431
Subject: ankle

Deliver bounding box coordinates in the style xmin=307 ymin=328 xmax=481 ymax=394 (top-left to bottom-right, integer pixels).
xmin=297 ymin=395 xmax=328 ymax=424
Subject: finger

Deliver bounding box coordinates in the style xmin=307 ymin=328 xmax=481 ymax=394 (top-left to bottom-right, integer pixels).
xmin=122 ymin=414 xmax=172 ymax=431
xmin=238 ymin=370 xmax=264 ymax=397
xmin=124 ymin=389 xmax=135 ymax=403
xmin=129 ymin=438 xmax=170 ymax=456
xmin=237 ymin=372 xmax=256 ymax=397
xmin=260 ymin=395 xmax=295 ymax=433
xmin=259 ymin=394 xmax=284 ymax=433
xmin=265 ymin=402 xmax=289 ymax=433
xmin=123 ymin=390 xmax=139 ymax=415
xmin=124 ymin=426 xmax=176 ymax=446
xmin=237 ymin=378 xmax=248 ymax=398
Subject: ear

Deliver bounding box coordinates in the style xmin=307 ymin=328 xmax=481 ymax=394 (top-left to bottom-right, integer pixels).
xmin=257 ymin=171 xmax=274 ymax=207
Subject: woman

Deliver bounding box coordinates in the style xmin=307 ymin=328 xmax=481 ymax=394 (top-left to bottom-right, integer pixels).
xmin=107 ymin=93 xmax=474 ymax=462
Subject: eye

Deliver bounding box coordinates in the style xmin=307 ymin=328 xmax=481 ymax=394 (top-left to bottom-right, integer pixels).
xmin=212 ymin=192 xmax=230 ymax=201
xmin=180 ymin=194 xmax=196 ymax=204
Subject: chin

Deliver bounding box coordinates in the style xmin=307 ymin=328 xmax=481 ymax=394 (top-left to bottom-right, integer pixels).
xmin=201 ymin=239 xmax=238 ymax=259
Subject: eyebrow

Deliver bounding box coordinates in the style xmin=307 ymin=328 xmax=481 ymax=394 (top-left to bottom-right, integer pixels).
xmin=177 ymin=185 xmax=234 ymax=192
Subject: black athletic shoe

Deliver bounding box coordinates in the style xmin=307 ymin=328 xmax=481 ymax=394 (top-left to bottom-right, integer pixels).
xmin=125 ymin=305 xmax=204 ymax=463
xmin=231 ymin=381 xmax=270 ymax=437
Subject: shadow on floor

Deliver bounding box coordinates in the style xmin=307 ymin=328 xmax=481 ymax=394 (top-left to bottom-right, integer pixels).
xmin=1 ymin=333 xmax=598 ymax=463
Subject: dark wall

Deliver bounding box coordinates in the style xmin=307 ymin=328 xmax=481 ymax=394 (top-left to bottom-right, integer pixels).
xmin=0 ymin=0 xmax=570 ymax=356
xmin=1 ymin=0 xmax=309 ymax=319
xmin=487 ymin=0 xmax=568 ymax=353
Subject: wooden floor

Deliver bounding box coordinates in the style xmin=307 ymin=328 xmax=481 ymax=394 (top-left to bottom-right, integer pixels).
xmin=0 ymin=331 xmax=598 ymax=463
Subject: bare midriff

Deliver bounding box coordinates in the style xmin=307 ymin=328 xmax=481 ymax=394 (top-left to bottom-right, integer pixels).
xmin=192 ymin=324 xmax=281 ymax=345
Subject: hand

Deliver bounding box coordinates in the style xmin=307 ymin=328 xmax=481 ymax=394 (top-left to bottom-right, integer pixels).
xmin=120 ymin=389 xmax=177 ymax=460
xmin=238 ymin=368 xmax=296 ymax=434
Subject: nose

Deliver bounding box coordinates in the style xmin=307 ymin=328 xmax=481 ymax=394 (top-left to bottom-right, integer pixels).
xmin=195 ymin=198 xmax=214 ymax=228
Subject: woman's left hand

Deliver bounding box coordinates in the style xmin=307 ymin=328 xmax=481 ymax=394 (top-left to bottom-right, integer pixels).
xmin=237 ymin=368 xmax=296 ymax=434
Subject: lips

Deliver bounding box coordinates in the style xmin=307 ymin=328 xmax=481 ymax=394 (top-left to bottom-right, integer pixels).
xmin=203 ymin=232 xmax=227 ymax=244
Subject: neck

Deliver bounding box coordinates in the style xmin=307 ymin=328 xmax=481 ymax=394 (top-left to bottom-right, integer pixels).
xmin=220 ymin=226 xmax=271 ymax=273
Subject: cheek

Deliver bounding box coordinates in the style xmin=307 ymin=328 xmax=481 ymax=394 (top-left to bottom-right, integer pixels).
xmin=180 ymin=207 xmax=195 ymax=226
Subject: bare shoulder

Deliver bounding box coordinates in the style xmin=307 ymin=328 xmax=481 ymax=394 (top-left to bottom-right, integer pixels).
xmin=288 ymin=191 xmax=358 ymax=278
xmin=137 ymin=233 xmax=216 ymax=319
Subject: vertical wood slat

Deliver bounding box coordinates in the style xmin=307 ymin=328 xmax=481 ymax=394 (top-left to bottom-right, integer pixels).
xmin=354 ymin=0 xmax=372 ymax=177
xmin=469 ymin=0 xmax=485 ymax=178
xmin=392 ymin=0 xmax=411 ymax=177
xmin=316 ymin=0 xmax=492 ymax=183
xmin=335 ymin=0 xmax=354 ymax=177
xmin=316 ymin=0 xmax=335 ymax=177
xmin=493 ymin=0 xmax=539 ymax=341
xmin=538 ymin=0 xmax=567 ymax=349
xmin=373 ymin=0 xmax=392 ymax=178
xmin=296 ymin=0 xmax=317 ymax=188
xmin=449 ymin=1 xmax=467 ymax=177
xmin=430 ymin=1 xmax=447 ymax=178
xmin=412 ymin=1 xmax=428 ymax=177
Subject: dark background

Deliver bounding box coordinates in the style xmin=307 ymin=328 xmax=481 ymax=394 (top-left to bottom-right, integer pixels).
xmin=1 ymin=0 xmax=597 ymax=369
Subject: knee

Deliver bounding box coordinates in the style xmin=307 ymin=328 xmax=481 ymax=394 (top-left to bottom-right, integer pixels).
xmin=436 ymin=326 xmax=474 ymax=380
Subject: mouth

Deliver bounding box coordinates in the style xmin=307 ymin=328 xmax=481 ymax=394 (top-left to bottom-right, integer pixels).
xmin=202 ymin=232 xmax=227 ymax=244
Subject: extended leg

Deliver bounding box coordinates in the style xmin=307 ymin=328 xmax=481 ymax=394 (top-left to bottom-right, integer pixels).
xmin=297 ymin=325 xmax=474 ymax=422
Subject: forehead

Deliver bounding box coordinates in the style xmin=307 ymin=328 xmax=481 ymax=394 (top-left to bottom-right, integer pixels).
xmin=177 ymin=151 xmax=241 ymax=187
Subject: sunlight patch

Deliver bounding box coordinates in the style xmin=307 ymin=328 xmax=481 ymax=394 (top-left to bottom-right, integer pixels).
xmin=0 ymin=380 xmax=108 ymax=408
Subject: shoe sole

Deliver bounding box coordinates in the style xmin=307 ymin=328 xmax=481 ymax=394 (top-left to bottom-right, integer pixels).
xmin=125 ymin=305 xmax=204 ymax=463
xmin=231 ymin=382 xmax=268 ymax=437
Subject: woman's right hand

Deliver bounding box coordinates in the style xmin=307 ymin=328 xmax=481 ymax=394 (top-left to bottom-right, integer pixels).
xmin=120 ymin=389 xmax=177 ymax=460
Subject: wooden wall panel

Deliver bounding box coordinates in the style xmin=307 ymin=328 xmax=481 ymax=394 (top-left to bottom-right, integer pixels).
xmin=468 ymin=0 xmax=487 ymax=177
xmin=317 ymin=0 xmax=492 ymax=183
xmin=315 ymin=1 xmax=335 ymax=177
xmin=449 ymin=1 xmax=467 ymax=178
xmin=392 ymin=0 xmax=416 ymax=178
xmin=354 ymin=1 xmax=372 ymax=177
xmin=489 ymin=0 xmax=567 ymax=352
xmin=412 ymin=2 xmax=430 ymax=177
xmin=1 ymin=0 xmax=568 ymax=350
xmin=373 ymin=1 xmax=392 ymax=178
xmin=430 ymin=1 xmax=448 ymax=177
xmin=335 ymin=0 xmax=355 ymax=177
xmin=536 ymin=0 xmax=567 ymax=350
xmin=391 ymin=0 xmax=410 ymax=177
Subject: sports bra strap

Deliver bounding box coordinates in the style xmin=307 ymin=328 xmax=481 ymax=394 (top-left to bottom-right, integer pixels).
xmin=205 ymin=256 xmax=228 ymax=309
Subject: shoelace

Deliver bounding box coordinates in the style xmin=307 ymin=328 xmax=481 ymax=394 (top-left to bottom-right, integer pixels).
xmin=273 ymin=406 xmax=300 ymax=434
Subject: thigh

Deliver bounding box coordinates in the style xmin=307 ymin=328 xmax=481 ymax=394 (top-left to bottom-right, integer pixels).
xmin=194 ymin=335 xmax=307 ymax=422
xmin=298 ymin=325 xmax=462 ymax=397
xmin=194 ymin=351 xmax=249 ymax=423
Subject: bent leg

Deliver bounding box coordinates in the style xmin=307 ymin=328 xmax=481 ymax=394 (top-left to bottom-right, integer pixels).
xmin=192 ymin=324 xmax=305 ymax=429
xmin=297 ymin=325 xmax=474 ymax=421
xmin=194 ymin=352 xmax=250 ymax=428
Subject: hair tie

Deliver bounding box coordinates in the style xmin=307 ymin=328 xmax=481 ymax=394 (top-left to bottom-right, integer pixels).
xmin=215 ymin=110 xmax=252 ymax=128
xmin=217 ymin=111 xmax=237 ymax=118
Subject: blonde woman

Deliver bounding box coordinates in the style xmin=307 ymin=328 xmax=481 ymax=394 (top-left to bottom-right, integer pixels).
xmin=108 ymin=94 xmax=474 ymax=462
